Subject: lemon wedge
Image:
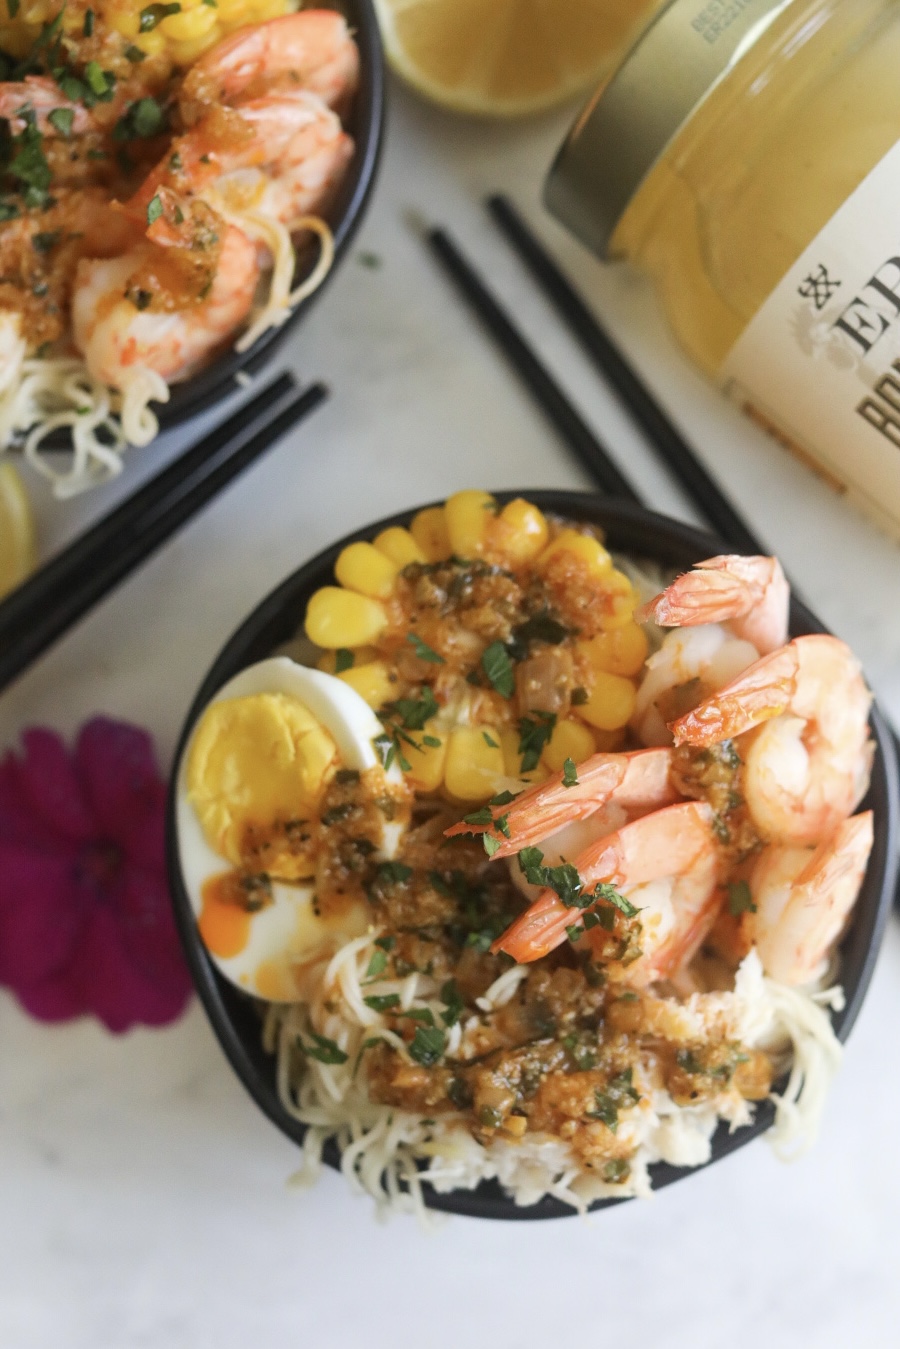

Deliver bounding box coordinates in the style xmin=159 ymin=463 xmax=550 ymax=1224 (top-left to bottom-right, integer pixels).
xmin=374 ymin=0 xmax=652 ymax=117
xmin=0 ymin=461 xmax=36 ymax=599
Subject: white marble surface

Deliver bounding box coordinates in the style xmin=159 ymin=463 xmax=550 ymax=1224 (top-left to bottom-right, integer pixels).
xmin=2 ymin=80 xmax=900 ymax=1349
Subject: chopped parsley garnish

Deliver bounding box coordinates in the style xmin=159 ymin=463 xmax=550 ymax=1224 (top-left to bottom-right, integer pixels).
xmin=7 ymin=0 xmax=20 ymax=15
xmin=422 ymin=734 xmax=442 ymax=748
xmin=139 ymin=2 xmax=181 ymax=31
xmin=365 ymin=948 xmax=387 ymax=979
xmin=363 ymin=993 xmax=400 ymax=1013
xmin=8 ymin=117 xmax=52 ymax=209
xmin=462 ymin=806 xmax=492 ymax=827
xmin=84 ymin=61 xmax=114 ymax=99
xmin=333 ymin=647 xmax=354 ymax=674
xmin=727 ymin=880 xmax=757 ymax=916
xmin=32 ymin=230 xmax=60 ymax=252
xmin=400 ymin=1007 xmax=435 ymax=1025
xmin=375 ymin=934 xmax=396 ymax=952
xmin=124 ymin=44 xmax=146 ymax=62
xmin=594 ymin=882 xmax=638 ymax=918
xmin=47 ymin=106 xmax=73 ymax=138
xmin=439 ymin=979 xmax=464 ymax=1027
xmin=490 ymin=790 xmax=519 ymax=806
xmin=114 ymin=96 xmax=165 ymax=142
xmin=508 ymin=612 xmax=570 ymax=659
xmin=517 ymin=711 xmax=556 ymax=772
xmin=302 ymin=1033 xmax=348 ymax=1065
xmin=83 ymin=8 xmax=94 ymax=35
xmin=408 ymin=1024 xmax=447 ymax=1066
xmin=587 ymin=1069 xmax=640 ymax=1133
xmin=320 ymin=802 xmax=354 ymax=826
xmin=482 ymin=731 xmax=499 ymax=748
xmin=376 ymin=861 xmax=413 ymax=886
xmin=602 ymin=1159 xmax=630 ymax=1184
xmin=481 ymin=641 xmax=515 ymax=698
xmin=385 ymin=685 xmax=439 ymax=731
xmin=334 ymin=768 xmax=360 ymax=786
xmin=518 ymin=846 xmax=584 ymax=908
xmin=146 ymin=194 xmax=162 ymax=225
xmin=0 ymin=201 xmax=20 ymax=221
xmin=407 ymin=632 xmax=444 ymax=664
xmin=562 ymin=757 xmax=578 ymax=788
xmin=571 ymin=686 xmax=588 ymax=706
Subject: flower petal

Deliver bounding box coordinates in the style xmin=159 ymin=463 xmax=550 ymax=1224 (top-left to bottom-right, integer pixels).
xmin=17 ymin=729 xmax=95 ymax=843
xmin=0 ymin=843 xmax=82 ymax=989
xmin=75 ymin=719 xmax=166 ymax=860
xmin=16 ymin=962 xmax=87 ymax=1024
xmin=0 ymin=751 xmax=62 ymax=851
xmin=77 ymin=900 xmax=192 ymax=1033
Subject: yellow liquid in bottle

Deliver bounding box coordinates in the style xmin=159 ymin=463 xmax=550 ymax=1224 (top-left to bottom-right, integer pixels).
xmin=611 ymin=0 xmax=900 ymax=374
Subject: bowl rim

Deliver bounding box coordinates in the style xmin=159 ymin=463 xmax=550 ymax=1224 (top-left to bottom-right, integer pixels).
xmin=166 ymin=491 xmax=900 ymax=1221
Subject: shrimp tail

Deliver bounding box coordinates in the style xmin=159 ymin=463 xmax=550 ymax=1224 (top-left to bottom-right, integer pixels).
xmin=640 ymin=555 xmax=789 ymax=655
xmin=443 ymin=748 xmax=676 ymax=856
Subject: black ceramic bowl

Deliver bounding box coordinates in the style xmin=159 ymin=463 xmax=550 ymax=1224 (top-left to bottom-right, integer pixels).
xmin=166 ymin=492 xmax=899 ymax=1220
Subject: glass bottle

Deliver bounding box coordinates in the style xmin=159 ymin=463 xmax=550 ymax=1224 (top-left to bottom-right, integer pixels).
xmin=547 ymin=0 xmax=900 ymax=538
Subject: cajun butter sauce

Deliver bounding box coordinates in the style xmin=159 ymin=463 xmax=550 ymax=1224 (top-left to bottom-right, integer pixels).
xmin=198 ymin=870 xmax=257 ymax=959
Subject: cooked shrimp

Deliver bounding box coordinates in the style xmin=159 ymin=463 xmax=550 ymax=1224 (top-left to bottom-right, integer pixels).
xmin=494 ymin=802 xmax=722 ymax=982
xmin=640 ymin=555 xmax=789 ymax=656
xmin=132 ymin=91 xmax=352 ymax=230
xmin=181 ymin=11 xmax=360 ymax=113
xmin=0 ymin=78 xmax=93 ymax=136
xmin=632 ymin=624 xmax=761 ymax=745
xmin=444 ymin=748 xmax=677 ymax=857
xmin=747 ymin=813 xmax=874 ymax=984
xmin=72 ymin=224 xmax=260 ymax=393
xmin=671 ymin=635 xmax=873 ymax=845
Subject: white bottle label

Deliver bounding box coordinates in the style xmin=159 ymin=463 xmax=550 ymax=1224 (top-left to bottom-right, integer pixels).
xmin=720 ymin=138 xmax=900 ymax=536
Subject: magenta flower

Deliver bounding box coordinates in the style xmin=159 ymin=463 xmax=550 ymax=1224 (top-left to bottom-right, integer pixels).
xmin=0 ymin=717 xmax=192 ymax=1033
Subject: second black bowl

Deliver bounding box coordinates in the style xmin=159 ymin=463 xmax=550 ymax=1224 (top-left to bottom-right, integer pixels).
xmin=166 ymin=492 xmax=899 ymax=1219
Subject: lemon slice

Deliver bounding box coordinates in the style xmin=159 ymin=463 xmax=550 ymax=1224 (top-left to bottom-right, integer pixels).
xmin=374 ymin=0 xmax=651 ymax=116
xmin=0 ymin=461 xmax=37 ymax=599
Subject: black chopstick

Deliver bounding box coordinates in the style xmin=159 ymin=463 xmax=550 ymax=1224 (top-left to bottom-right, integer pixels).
xmin=428 ymin=227 xmax=642 ymax=506
xmin=487 ymin=195 xmax=766 ymax=555
xmin=0 ymin=374 xmax=328 ymax=693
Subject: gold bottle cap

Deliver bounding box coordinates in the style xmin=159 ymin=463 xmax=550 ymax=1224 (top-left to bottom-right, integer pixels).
xmin=545 ymin=0 xmax=796 ymax=256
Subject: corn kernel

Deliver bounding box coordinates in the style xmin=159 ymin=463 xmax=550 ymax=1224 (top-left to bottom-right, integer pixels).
xmin=337 ymin=661 xmax=397 ymax=709
xmin=317 ymin=646 xmax=377 ymax=675
xmin=160 ymin=4 xmax=219 ymax=41
xmin=410 ymin=507 xmax=451 ymax=562
xmin=539 ymin=529 xmax=612 ymax=579
xmin=493 ymin=498 xmax=549 ymax=563
xmin=596 ymin=569 xmax=638 ymax=632
xmin=305 ymin=587 xmax=387 ymax=649
xmin=444 ymin=726 xmax=505 ymax=801
xmin=137 ymin=29 xmax=166 ymax=56
xmin=579 ymin=622 xmax=649 ymax=678
xmin=335 ymin=541 xmax=399 ymax=600
xmin=499 ymin=727 xmax=549 ymax=785
xmin=403 ymin=719 xmax=447 ymax=793
xmin=542 ymin=718 xmax=596 ymax=773
xmin=373 ymin=526 xmax=427 ymax=568
xmin=170 ymin=30 xmax=222 ymax=63
xmin=445 ymin=490 xmax=496 ymax=558
xmin=578 ymin=672 xmax=637 ymax=731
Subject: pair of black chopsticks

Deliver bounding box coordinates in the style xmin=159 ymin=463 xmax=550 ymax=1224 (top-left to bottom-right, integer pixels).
xmin=426 ymin=195 xmax=900 ymax=893
xmin=0 ymin=374 xmax=327 ymax=694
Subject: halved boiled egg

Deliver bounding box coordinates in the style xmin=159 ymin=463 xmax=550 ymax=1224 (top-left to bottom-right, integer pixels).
xmin=175 ymin=657 xmax=409 ymax=1001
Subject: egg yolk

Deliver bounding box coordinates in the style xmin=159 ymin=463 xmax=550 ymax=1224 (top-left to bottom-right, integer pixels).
xmin=186 ymin=693 xmax=338 ymax=877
